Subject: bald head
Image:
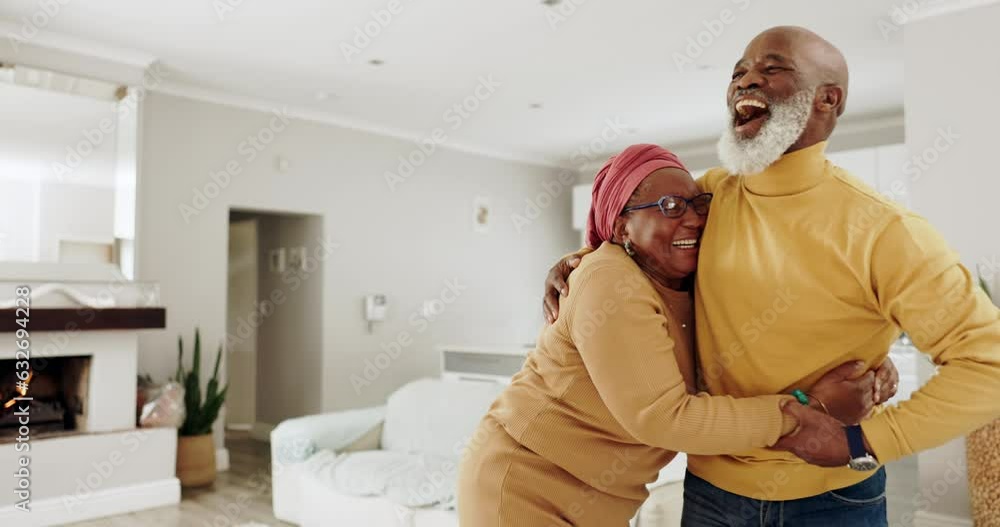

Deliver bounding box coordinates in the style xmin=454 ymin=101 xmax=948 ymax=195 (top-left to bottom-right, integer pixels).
xmin=751 ymin=26 xmax=849 ymax=115
xmin=725 ymin=26 xmax=850 ymax=153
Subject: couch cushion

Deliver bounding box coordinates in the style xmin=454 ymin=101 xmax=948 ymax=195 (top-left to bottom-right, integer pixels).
xmin=302 ymin=449 xmax=459 ymax=509
xmin=271 ymin=405 xmax=386 ymax=464
xmin=381 ymin=378 xmax=505 ymax=459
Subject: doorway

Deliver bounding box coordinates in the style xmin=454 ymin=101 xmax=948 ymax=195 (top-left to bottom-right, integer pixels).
xmin=225 ymin=209 xmax=325 ymax=439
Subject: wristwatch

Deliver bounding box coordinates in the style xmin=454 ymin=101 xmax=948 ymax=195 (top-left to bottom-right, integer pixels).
xmin=844 ymin=425 xmax=879 ymax=471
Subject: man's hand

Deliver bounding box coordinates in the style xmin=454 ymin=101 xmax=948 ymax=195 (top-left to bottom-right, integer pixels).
xmin=810 ymin=361 xmax=876 ymax=425
xmin=874 ymin=358 xmax=899 ymax=404
xmin=543 ymin=254 xmax=582 ymax=323
xmin=774 ymin=402 xmax=851 ymax=467
xmin=809 ymin=357 xmax=899 ymax=425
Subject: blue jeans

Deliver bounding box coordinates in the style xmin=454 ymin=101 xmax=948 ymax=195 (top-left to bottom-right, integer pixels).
xmin=681 ymin=468 xmax=887 ymax=527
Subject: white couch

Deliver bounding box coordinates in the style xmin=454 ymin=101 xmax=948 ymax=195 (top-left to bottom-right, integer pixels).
xmin=271 ymin=377 xmax=685 ymax=527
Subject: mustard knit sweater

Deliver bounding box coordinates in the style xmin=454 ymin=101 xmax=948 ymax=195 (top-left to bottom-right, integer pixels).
xmin=689 ymin=141 xmax=1000 ymax=499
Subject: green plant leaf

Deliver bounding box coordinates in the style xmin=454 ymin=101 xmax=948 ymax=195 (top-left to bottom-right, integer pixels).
xmin=177 ymin=329 xmax=228 ymax=437
xmin=193 ymin=328 xmax=202 ymax=379
xmin=212 ymin=343 xmax=223 ymax=383
xmin=175 ymin=336 xmax=184 ymax=383
xmin=183 ymin=371 xmax=202 ymax=435
xmin=194 ymin=385 xmax=228 ymax=435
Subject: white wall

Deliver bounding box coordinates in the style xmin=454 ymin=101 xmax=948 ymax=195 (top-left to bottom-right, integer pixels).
xmin=135 ymin=93 xmax=578 ymax=446
xmin=905 ymin=3 xmax=1000 ymax=524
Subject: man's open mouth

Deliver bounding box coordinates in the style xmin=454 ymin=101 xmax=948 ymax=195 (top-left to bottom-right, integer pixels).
xmin=732 ymin=97 xmax=770 ymax=135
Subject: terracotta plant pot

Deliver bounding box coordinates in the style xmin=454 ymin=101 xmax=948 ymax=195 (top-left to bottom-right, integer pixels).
xmin=967 ymin=418 xmax=1000 ymax=526
xmin=176 ymin=434 xmax=216 ymax=487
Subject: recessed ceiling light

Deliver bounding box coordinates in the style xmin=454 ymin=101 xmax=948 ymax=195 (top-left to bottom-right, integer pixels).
xmin=368 ymin=59 xmax=385 ymax=66
xmin=625 ymin=127 xmax=639 ymax=135
xmin=315 ymin=91 xmax=331 ymax=101
xmin=541 ymin=0 xmax=562 ymax=5
xmin=529 ymin=103 xmax=543 ymax=109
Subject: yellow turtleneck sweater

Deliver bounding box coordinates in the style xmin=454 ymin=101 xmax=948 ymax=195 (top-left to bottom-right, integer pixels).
xmin=690 ymin=141 xmax=1000 ymax=499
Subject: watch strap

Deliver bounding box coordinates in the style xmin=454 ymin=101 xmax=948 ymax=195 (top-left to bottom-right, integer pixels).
xmin=844 ymin=424 xmax=867 ymax=459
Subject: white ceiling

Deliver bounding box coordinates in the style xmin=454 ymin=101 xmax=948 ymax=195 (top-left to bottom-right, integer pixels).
xmin=0 ymin=0 xmax=912 ymax=166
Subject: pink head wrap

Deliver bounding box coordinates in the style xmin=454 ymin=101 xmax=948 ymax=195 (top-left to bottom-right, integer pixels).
xmin=585 ymin=144 xmax=688 ymax=248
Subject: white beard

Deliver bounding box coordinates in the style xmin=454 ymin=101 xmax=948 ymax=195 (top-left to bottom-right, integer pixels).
xmin=717 ymin=88 xmax=814 ymax=176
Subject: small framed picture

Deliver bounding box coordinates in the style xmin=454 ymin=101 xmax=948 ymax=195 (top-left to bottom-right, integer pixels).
xmin=287 ymin=246 xmax=307 ymax=271
xmin=269 ymin=248 xmax=286 ymax=273
xmin=473 ymin=196 xmax=490 ymax=234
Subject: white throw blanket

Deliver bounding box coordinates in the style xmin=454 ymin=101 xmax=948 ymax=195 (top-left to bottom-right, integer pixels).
xmin=271 ymin=406 xmax=387 ymax=465
xmin=302 ymin=449 xmax=459 ymax=510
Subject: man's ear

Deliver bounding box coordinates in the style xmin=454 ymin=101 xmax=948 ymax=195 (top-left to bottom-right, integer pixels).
xmin=816 ymin=84 xmax=845 ymax=116
xmin=612 ymin=216 xmax=629 ymax=244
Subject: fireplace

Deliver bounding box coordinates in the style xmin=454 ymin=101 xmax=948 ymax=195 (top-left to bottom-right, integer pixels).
xmin=0 ymin=356 xmax=91 ymax=441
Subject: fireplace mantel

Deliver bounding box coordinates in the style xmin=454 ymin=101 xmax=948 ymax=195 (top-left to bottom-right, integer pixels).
xmin=0 ymin=307 xmax=166 ymax=332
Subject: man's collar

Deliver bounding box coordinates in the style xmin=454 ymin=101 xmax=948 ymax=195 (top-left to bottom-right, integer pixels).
xmin=740 ymin=141 xmax=830 ymax=196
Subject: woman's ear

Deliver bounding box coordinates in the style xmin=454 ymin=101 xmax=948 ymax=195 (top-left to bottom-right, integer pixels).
xmin=612 ymin=216 xmax=629 ymax=244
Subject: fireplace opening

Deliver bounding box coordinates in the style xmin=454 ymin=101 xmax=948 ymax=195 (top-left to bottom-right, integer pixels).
xmin=0 ymin=356 xmax=91 ymax=441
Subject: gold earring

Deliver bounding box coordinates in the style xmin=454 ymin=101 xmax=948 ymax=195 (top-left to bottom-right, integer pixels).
xmin=624 ymin=239 xmax=636 ymax=256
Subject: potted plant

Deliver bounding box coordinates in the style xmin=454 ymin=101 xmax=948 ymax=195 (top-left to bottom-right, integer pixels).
xmin=967 ymin=269 xmax=998 ymax=524
xmin=174 ymin=328 xmax=228 ymax=487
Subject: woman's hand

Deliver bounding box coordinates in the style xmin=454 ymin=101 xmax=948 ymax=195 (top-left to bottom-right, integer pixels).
xmin=773 ymin=402 xmax=851 ymax=467
xmin=542 ymin=254 xmax=582 ymax=323
xmin=809 ymin=358 xmax=899 ymax=425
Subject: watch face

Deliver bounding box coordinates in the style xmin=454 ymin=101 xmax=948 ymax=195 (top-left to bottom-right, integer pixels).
xmin=849 ymin=456 xmax=880 ymax=472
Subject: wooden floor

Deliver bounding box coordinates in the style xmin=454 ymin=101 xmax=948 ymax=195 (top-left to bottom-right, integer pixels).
xmin=69 ymin=430 xmax=290 ymax=526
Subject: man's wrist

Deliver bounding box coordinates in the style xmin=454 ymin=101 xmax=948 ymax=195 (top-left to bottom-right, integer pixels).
xmin=862 ymin=434 xmax=878 ymax=462
xmin=844 ymin=425 xmax=880 ymax=470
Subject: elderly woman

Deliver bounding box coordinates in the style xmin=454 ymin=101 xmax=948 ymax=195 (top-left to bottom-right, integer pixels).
xmin=457 ymin=144 xmax=893 ymax=526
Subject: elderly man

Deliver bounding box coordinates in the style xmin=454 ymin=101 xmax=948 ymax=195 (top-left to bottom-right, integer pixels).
xmin=543 ymin=26 xmax=1000 ymax=525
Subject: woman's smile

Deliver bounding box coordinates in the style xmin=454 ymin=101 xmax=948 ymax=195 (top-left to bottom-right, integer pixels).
xmin=671 ymin=237 xmax=700 ymax=250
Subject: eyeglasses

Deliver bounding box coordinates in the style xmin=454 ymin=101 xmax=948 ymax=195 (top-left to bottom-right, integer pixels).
xmin=622 ymin=193 xmax=713 ymax=218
